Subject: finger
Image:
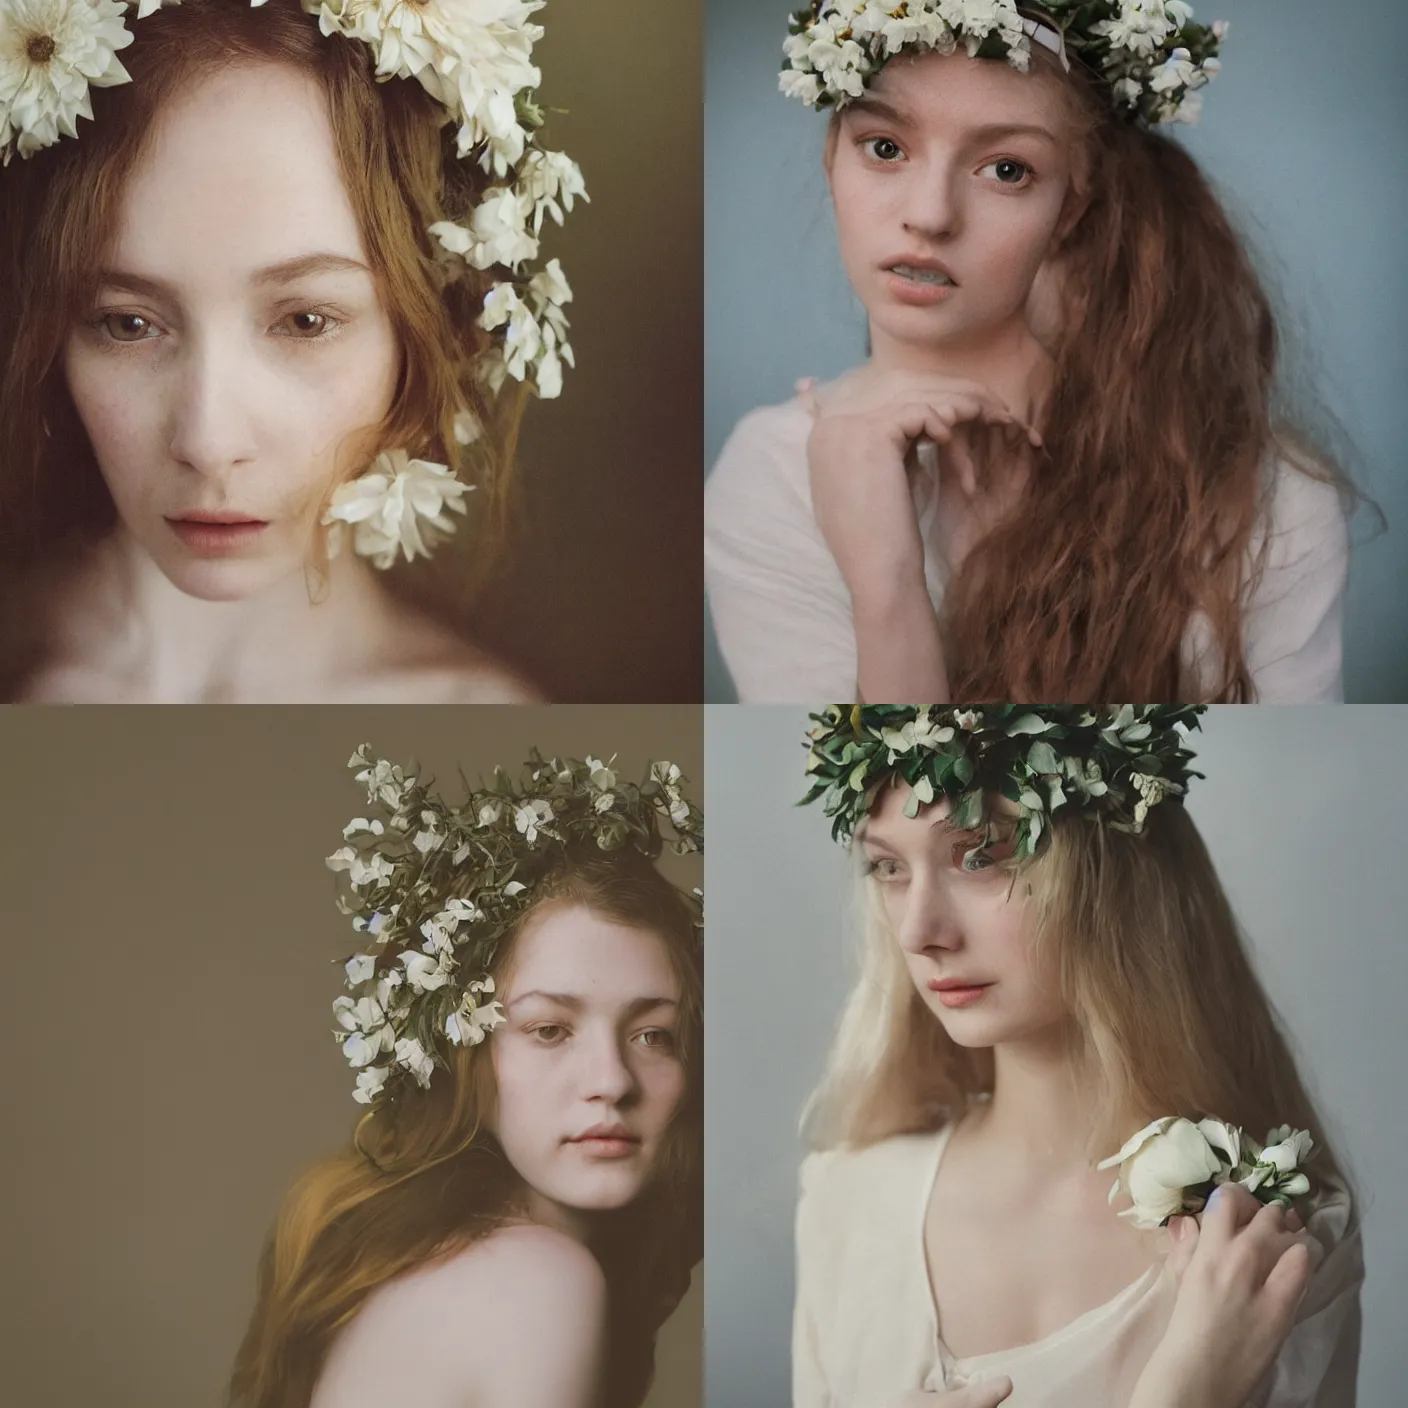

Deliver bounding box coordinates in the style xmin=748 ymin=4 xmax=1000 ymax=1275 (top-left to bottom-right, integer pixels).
xmin=1262 ymin=1239 xmax=1313 ymax=1324
xmin=953 ymin=1376 xmax=1014 ymax=1407
xmin=1202 ymin=1182 xmax=1260 ymax=1244
xmin=795 ymin=377 xmax=821 ymax=418
xmin=1286 ymin=1209 xmax=1304 ymax=1233
xmin=1166 ymin=1214 xmax=1200 ymax=1281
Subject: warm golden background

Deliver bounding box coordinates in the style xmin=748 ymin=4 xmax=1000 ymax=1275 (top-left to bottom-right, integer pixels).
xmin=0 ymin=705 xmax=702 ymax=1407
xmin=470 ymin=0 xmax=703 ymax=700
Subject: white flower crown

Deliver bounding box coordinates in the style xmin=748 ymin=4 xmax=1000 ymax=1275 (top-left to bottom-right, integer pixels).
xmin=782 ymin=0 xmax=1226 ymax=127
xmin=0 ymin=0 xmax=586 ymax=567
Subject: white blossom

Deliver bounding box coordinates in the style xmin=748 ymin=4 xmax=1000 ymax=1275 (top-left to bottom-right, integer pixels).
xmin=326 ymin=847 xmax=396 ymax=889
xmin=394 ymin=1035 xmax=435 ymax=1087
xmin=0 ymin=0 xmax=135 ymax=164
xmin=352 ymin=1065 xmax=389 ymax=1104
xmin=401 ymin=949 xmax=453 ymax=993
xmin=323 ymin=449 xmax=474 ymax=570
xmin=344 ymin=953 xmax=377 ymax=985
xmin=514 ymin=798 xmax=554 ymax=844
xmin=1098 ymin=1116 xmax=1229 ymax=1229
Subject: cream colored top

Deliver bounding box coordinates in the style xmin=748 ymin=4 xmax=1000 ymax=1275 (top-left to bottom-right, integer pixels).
xmin=792 ymin=1127 xmax=1363 ymax=1408
xmin=706 ymin=396 xmax=1349 ymax=704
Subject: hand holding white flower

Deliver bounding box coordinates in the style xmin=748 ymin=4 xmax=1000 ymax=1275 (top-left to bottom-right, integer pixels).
xmin=1100 ymin=1115 xmax=1315 ymax=1231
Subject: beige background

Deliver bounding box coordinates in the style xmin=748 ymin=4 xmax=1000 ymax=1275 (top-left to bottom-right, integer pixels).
xmin=0 ymin=705 xmax=701 ymax=1408
xmin=468 ymin=0 xmax=703 ymax=700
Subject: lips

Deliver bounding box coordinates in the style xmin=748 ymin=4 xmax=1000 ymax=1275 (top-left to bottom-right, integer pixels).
xmin=169 ymin=511 xmax=268 ymax=526
xmin=165 ymin=513 xmax=270 ymax=556
xmin=567 ymin=1123 xmax=642 ymax=1159
xmin=928 ymin=978 xmax=992 ymax=1010
xmin=883 ymin=254 xmax=958 ymax=287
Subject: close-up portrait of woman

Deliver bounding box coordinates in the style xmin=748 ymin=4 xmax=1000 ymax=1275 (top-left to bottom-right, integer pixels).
xmin=705 ymin=703 xmax=1407 ymax=1406
xmin=0 ymin=705 xmax=704 ymax=1408
xmin=704 ymin=0 xmax=1406 ymax=704
xmin=0 ymin=0 xmax=701 ymax=702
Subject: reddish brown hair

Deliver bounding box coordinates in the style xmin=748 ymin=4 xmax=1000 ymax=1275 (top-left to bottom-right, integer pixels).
xmin=942 ymin=58 xmax=1357 ymax=701
xmin=0 ymin=0 xmax=525 ymax=689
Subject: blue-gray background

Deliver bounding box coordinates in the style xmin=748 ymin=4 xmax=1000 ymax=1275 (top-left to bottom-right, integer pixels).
xmin=705 ymin=704 xmax=1408 ymax=1406
xmin=704 ymin=0 xmax=1408 ymax=703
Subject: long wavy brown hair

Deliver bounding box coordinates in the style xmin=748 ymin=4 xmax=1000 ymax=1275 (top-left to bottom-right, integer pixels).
xmin=809 ymin=801 xmax=1349 ymax=1205
xmin=0 ymin=0 xmax=526 ymax=694
xmin=229 ymin=852 xmax=704 ymax=1408
xmin=842 ymin=48 xmax=1360 ymax=701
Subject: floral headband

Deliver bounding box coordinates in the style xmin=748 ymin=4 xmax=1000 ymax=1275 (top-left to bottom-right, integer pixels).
xmin=800 ymin=704 xmax=1205 ymax=862
xmin=0 ymin=0 xmax=585 ymax=567
xmin=781 ymin=0 xmax=1226 ymax=127
xmin=327 ymin=745 xmax=703 ymax=1106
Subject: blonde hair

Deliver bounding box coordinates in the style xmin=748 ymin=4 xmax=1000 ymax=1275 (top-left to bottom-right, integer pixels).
xmin=806 ymin=804 xmax=1348 ymax=1192
xmin=230 ymin=852 xmax=702 ymax=1408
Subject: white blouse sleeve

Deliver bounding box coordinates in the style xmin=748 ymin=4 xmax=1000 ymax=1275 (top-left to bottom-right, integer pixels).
xmin=705 ymin=403 xmax=860 ymax=703
xmin=793 ymin=1151 xmax=838 ymax=1408
xmin=1241 ymin=464 xmax=1350 ymax=703
xmin=1252 ymin=1182 xmax=1364 ymax=1407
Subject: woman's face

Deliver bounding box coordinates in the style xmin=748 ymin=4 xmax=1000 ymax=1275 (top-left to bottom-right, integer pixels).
xmin=861 ymin=780 xmax=1067 ymax=1048
xmin=827 ymin=49 xmax=1085 ymax=356
xmin=492 ymin=903 xmax=687 ymax=1223
xmin=63 ymin=62 xmax=400 ymax=602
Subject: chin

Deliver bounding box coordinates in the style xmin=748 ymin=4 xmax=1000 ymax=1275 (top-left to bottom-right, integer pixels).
xmin=151 ymin=549 xmax=299 ymax=603
xmin=546 ymin=1164 xmax=650 ymax=1213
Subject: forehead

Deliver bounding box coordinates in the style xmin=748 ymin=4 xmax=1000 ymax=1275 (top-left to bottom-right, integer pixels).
xmin=108 ymin=60 xmax=367 ymax=278
xmin=857 ymin=46 xmax=1068 ymax=136
xmin=863 ymin=776 xmax=1020 ymax=839
xmin=504 ymin=904 xmax=679 ymax=1004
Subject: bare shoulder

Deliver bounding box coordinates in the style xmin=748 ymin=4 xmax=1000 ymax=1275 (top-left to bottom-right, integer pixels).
xmin=317 ymin=1228 xmax=606 ymax=1408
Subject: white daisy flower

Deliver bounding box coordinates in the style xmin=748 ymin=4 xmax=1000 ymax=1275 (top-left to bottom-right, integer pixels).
xmin=0 ymin=0 xmax=135 ymax=162
xmin=323 ymin=449 xmax=475 ymax=570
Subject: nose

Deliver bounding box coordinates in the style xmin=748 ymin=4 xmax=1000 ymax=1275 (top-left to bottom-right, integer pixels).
xmin=901 ymin=155 xmax=964 ymax=242
xmin=165 ymin=328 xmax=259 ymax=480
xmin=579 ymin=1026 xmax=638 ymax=1106
xmin=894 ymin=871 xmax=965 ymax=958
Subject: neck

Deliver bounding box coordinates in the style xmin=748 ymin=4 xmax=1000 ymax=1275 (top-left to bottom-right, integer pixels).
xmin=525 ymin=1187 xmax=596 ymax=1247
xmin=976 ymin=1018 xmax=1105 ymax=1168
xmin=868 ymin=314 xmax=1055 ymax=425
xmin=66 ymin=527 xmax=395 ymax=701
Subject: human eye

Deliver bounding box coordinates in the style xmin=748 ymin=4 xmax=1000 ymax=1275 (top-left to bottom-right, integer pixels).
xmin=978 ymin=157 xmax=1035 ymax=188
xmin=633 ymin=1027 xmax=677 ymax=1054
xmin=863 ymin=855 xmax=906 ymax=883
xmin=272 ymin=307 xmax=346 ymax=340
xmin=89 ymin=311 xmax=163 ymax=345
xmin=860 ymin=135 xmax=906 ymax=164
xmin=528 ymin=1023 xmax=569 ymax=1046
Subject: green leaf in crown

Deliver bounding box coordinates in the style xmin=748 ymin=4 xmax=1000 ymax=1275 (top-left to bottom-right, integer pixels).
xmin=800 ymin=705 xmax=1205 ymax=857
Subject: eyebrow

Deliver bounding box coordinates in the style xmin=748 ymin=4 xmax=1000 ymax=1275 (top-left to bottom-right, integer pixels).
xmin=94 ymin=252 xmax=373 ymax=299
xmin=508 ymin=991 xmax=679 ymax=1017
xmin=843 ymin=99 xmax=1057 ymax=148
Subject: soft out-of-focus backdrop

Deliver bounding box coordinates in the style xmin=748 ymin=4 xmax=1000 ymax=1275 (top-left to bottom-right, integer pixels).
xmin=0 ymin=706 xmax=702 ymax=1408
xmin=423 ymin=0 xmax=704 ymax=701
xmin=704 ymin=0 xmax=1407 ymax=702
xmin=704 ymin=703 xmax=1408 ymax=1407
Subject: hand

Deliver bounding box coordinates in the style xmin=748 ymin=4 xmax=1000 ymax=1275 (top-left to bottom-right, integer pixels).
xmin=802 ymin=368 xmax=1041 ymax=608
xmin=1131 ymin=1184 xmax=1313 ymax=1408
xmin=886 ymin=1377 xmax=1013 ymax=1407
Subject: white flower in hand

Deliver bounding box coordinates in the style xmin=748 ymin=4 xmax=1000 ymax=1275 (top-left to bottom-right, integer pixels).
xmin=323 ymin=450 xmax=474 ymax=570
xmin=1099 ymin=1116 xmax=1228 ymax=1229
